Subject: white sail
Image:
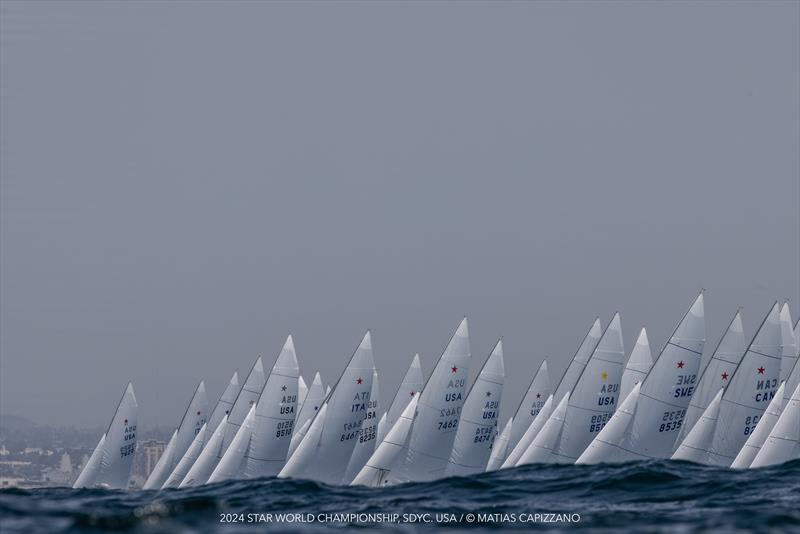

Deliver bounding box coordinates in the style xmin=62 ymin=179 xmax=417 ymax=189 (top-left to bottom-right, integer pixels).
xmin=750 ymin=382 xmax=800 ymax=468
xmin=676 ymin=310 xmax=745 ymax=447
xmin=281 ymin=403 xmax=328 ymax=478
xmin=485 ymin=418 xmax=512 ymax=472
xmin=376 ymin=354 xmax=424 ymax=445
xmin=502 ymin=396 xmax=554 ymax=468
xmin=291 ymin=372 xmax=325 ymax=443
xmin=179 ymin=414 xmax=228 ymax=488
xmin=577 ymin=292 xmax=706 ymax=462
xmin=619 ymin=328 xmax=652 ymax=403
xmin=241 ymin=335 xmax=300 ymax=478
xmin=551 ymin=313 xmax=625 ymax=462
xmin=163 ymin=423 xmax=206 ymax=488
xmin=446 ymin=339 xmax=505 ymax=476
xmin=508 ymin=360 xmax=551 ymax=453
xmin=208 ymin=404 xmax=257 ymax=484
xmin=144 ymin=381 xmax=209 ymax=489
xmin=576 ymin=383 xmax=641 ymax=464
xmin=703 ymin=302 xmax=783 ymax=466
xmin=351 ymin=396 xmax=418 ymax=487
xmin=517 ymin=393 xmax=570 ymax=464
xmin=385 ymin=318 xmax=472 ymax=484
xmin=731 ymin=381 xmax=787 ymax=469
xmin=75 ymin=382 xmax=138 ymax=489
xmin=220 ymin=357 xmax=266 ymax=458
xmin=779 ymin=302 xmax=797 ymax=382
xmin=297 ymin=375 xmax=308 ymax=414
xmin=73 ymin=434 xmax=106 ymax=489
xmin=163 ymin=371 xmax=239 ymax=488
xmin=671 ymin=388 xmax=724 ymax=463
xmin=343 ymin=369 xmax=381 ymax=483
xmin=278 ymin=331 xmax=375 ymax=484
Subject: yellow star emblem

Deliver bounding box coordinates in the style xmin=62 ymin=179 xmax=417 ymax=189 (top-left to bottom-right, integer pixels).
xmin=601 ymin=371 xmax=608 ymax=380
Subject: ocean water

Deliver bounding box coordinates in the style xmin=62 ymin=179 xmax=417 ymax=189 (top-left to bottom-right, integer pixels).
xmin=1 ymin=460 xmax=799 ymax=533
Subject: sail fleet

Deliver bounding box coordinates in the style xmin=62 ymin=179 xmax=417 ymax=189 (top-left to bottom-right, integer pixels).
xmin=73 ymin=293 xmax=800 ymax=490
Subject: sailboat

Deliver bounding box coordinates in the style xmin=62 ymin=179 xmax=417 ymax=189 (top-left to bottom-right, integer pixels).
xmin=519 ymin=313 xmax=625 ymax=464
xmin=619 ymin=328 xmax=653 ymax=403
xmin=278 ymin=331 xmax=375 ymax=484
xmin=731 ymin=357 xmax=799 ymax=468
xmin=350 ymin=396 xmax=419 ymax=487
xmin=162 ymin=371 xmax=240 ymax=488
xmin=383 ymin=318 xmax=471 ymax=484
xmin=675 ymin=310 xmax=745 ymax=448
xmin=73 ymin=383 xmax=138 ymax=489
xmin=445 ymin=339 xmax=505 ymax=477
xmin=376 ymin=354 xmax=424 ymax=446
xmin=696 ymin=302 xmax=783 ymax=466
xmin=180 ymin=357 xmax=266 ymax=486
xmin=750 ymin=382 xmax=800 ymax=468
xmin=576 ymin=292 xmax=706 ymax=463
xmin=143 ymin=381 xmax=208 ymax=489
xmin=501 ymin=318 xmax=602 ymax=468
xmin=671 ymin=388 xmax=724 ymax=462
xmin=211 ymin=335 xmax=300 ymax=481
xmin=288 ymin=372 xmax=325 ymax=457
xmin=485 ymin=359 xmax=549 ymax=472
xmin=342 ymin=369 xmax=380 ymax=483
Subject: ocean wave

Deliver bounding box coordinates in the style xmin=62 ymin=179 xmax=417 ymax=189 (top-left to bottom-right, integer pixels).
xmin=1 ymin=460 xmax=799 ymax=533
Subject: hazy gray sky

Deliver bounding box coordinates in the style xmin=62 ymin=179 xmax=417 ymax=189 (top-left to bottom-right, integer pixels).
xmin=1 ymin=1 xmax=798 ymax=428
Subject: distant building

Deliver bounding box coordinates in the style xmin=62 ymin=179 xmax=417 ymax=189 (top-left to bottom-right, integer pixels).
xmin=133 ymin=440 xmax=166 ymax=481
xmin=59 ymin=452 xmax=72 ymax=473
xmin=0 ymin=476 xmax=25 ymax=488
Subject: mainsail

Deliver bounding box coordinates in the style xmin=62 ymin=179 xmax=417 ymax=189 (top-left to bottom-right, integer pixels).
xmin=508 ymin=360 xmax=551 ymax=454
xmin=143 ymin=381 xmax=208 ymax=489
xmin=702 ymin=302 xmax=783 ymax=466
xmin=343 ymin=369 xmax=380 ymax=483
xmin=619 ymin=328 xmax=653 ymax=403
xmin=445 ymin=339 xmax=505 ymax=476
xmin=163 ymin=371 xmax=239 ymax=488
xmin=278 ymin=331 xmax=375 ymax=484
xmin=501 ymin=318 xmax=602 ymax=468
xmin=297 ymin=375 xmax=308 ymax=414
xmin=220 ymin=357 xmax=267 ymax=458
xmin=290 ymin=372 xmax=325 ymax=449
xmin=350 ymin=396 xmax=418 ymax=487
xmin=376 ymin=354 xmax=424 ymax=445
xmin=576 ymin=383 xmax=641 ymax=464
xmin=74 ymin=382 xmax=138 ymax=489
xmin=676 ymin=310 xmax=745 ymax=447
xmin=240 ymin=336 xmax=300 ymax=478
xmin=576 ymin=292 xmax=706 ymax=462
xmin=750 ymin=382 xmax=800 ymax=468
xmin=384 ymin=318 xmax=472 ymax=484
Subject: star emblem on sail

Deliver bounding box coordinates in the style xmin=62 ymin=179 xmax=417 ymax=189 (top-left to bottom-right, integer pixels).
xmin=351 ymin=318 xmax=471 ymax=486
xmin=501 ymin=317 xmax=602 ymax=469
xmin=73 ymin=382 xmax=138 ymax=489
xmin=445 ymin=338 xmax=505 ymax=477
xmin=279 ymin=331 xmax=374 ymax=484
xmin=516 ymin=312 xmax=625 ymax=465
xmin=577 ymin=292 xmax=706 ymax=464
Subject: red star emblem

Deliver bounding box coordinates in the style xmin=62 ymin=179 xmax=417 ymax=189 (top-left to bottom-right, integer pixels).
xmin=757 ymin=366 xmax=765 ymax=375
xmin=356 ymin=377 xmax=363 ymax=384
xmin=409 ymin=391 xmax=415 ymax=397
xmin=676 ymin=361 xmax=685 ymax=369
xmin=721 ymin=372 xmax=728 ymax=380
xmin=451 ymin=366 xmax=458 ymax=373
